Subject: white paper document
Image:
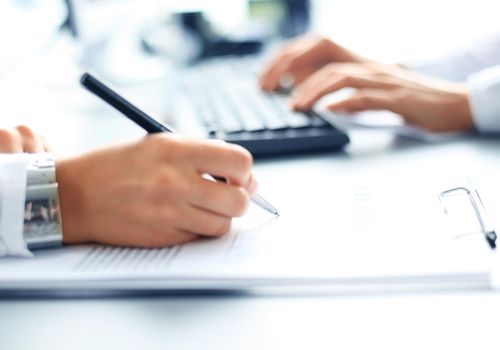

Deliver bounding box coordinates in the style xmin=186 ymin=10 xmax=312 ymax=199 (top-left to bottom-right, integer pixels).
xmin=0 ymin=176 xmax=494 ymax=291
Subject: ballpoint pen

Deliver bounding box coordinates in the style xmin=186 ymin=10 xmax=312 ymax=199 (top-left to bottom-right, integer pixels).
xmin=80 ymin=72 xmax=279 ymax=216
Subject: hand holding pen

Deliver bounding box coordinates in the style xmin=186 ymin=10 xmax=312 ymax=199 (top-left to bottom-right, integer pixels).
xmin=80 ymin=72 xmax=279 ymax=217
xmin=0 ymin=74 xmax=280 ymax=251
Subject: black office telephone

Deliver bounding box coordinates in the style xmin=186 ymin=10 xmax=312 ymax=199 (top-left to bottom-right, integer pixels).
xmin=177 ymin=11 xmax=264 ymax=60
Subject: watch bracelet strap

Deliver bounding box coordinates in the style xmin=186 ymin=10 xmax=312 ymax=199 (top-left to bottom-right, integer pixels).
xmin=24 ymin=154 xmax=63 ymax=250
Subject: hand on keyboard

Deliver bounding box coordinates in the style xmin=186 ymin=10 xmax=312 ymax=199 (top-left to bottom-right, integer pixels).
xmin=184 ymin=57 xmax=350 ymax=156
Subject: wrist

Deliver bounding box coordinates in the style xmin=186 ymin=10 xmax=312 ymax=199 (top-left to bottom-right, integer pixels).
xmin=451 ymin=86 xmax=474 ymax=131
xmin=56 ymin=157 xmax=90 ymax=244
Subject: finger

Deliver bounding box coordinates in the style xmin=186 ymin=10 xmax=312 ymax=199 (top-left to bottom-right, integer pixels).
xmin=188 ymin=177 xmax=251 ymax=218
xmin=261 ymin=47 xmax=327 ymax=92
xmin=293 ymin=75 xmax=394 ymax=111
xmin=328 ymin=90 xmax=394 ymax=112
xmin=38 ymin=134 xmax=51 ymax=152
xmin=152 ymin=229 xmax=198 ymax=247
xmin=246 ymin=173 xmax=259 ymax=195
xmin=294 ymin=63 xmax=346 ymax=95
xmin=179 ymin=205 xmax=233 ymax=238
xmin=291 ymin=67 xmax=337 ymax=105
xmin=290 ymin=65 xmax=320 ymax=85
xmin=132 ymin=209 xmax=201 ymax=247
xmin=260 ymin=54 xmax=295 ymax=92
xmin=16 ymin=125 xmax=44 ymax=153
xmin=225 ymin=171 xmax=258 ymax=194
xmin=0 ymin=128 xmax=22 ymax=153
xmin=260 ymin=39 xmax=299 ymax=90
xmin=187 ymin=140 xmax=254 ymax=187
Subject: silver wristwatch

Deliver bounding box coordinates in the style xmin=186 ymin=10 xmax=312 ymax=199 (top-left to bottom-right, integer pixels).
xmin=23 ymin=153 xmax=63 ymax=250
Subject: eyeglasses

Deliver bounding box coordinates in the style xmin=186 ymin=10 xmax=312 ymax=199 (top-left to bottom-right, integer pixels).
xmin=439 ymin=185 xmax=497 ymax=250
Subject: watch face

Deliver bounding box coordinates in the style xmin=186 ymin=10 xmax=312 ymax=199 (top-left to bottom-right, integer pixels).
xmin=24 ymin=196 xmax=63 ymax=243
xmin=24 ymin=198 xmax=59 ymax=222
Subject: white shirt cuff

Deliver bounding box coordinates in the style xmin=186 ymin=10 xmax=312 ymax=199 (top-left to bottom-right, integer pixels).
xmin=0 ymin=154 xmax=32 ymax=257
xmin=467 ymin=65 xmax=500 ymax=133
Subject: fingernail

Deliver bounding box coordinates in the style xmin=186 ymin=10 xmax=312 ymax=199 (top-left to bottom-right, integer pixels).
xmin=292 ymin=101 xmax=303 ymax=111
xmin=249 ymin=177 xmax=259 ymax=194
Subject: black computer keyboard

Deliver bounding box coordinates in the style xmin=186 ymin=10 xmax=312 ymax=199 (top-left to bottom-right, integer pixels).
xmin=183 ymin=57 xmax=350 ymax=157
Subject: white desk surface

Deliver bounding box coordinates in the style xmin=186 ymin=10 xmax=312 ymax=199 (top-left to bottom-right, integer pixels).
xmin=2 ymin=69 xmax=500 ymax=350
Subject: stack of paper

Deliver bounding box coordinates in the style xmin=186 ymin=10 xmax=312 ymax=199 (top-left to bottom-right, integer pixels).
xmin=0 ymin=176 xmax=494 ymax=292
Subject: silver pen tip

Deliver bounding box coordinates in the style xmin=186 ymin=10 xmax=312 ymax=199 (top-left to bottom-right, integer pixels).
xmin=251 ymin=193 xmax=279 ymax=216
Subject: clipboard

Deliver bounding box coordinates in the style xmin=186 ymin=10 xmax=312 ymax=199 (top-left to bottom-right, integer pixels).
xmin=0 ymin=175 xmax=496 ymax=295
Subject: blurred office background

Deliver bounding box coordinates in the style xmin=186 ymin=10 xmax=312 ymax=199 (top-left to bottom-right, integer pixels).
xmin=0 ymin=0 xmax=499 ymax=152
xmin=2 ymin=0 xmax=499 ymax=70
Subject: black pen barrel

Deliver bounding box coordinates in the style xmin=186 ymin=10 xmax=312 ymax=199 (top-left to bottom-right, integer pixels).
xmin=80 ymin=72 xmax=170 ymax=134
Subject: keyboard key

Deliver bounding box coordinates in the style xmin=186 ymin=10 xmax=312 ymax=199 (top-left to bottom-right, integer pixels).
xmin=308 ymin=113 xmax=329 ymax=127
xmin=284 ymin=111 xmax=312 ymax=128
xmin=264 ymin=116 xmax=288 ymax=130
xmin=240 ymin=112 xmax=266 ymax=132
xmin=216 ymin=109 xmax=244 ymax=134
xmin=196 ymin=105 xmax=216 ymax=126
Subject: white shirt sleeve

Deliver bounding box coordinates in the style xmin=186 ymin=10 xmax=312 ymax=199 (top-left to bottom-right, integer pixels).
xmin=409 ymin=33 xmax=500 ymax=82
xmin=467 ymin=65 xmax=500 ymax=134
xmin=0 ymin=154 xmax=32 ymax=257
xmin=408 ymin=34 xmax=500 ymax=134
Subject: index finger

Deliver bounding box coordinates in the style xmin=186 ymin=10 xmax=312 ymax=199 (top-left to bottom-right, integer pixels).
xmin=16 ymin=125 xmax=45 ymax=153
xmin=187 ymin=140 xmax=254 ymax=188
xmin=260 ymin=53 xmax=293 ymax=92
xmin=0 ymin=129 xmax=22 ymax=153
